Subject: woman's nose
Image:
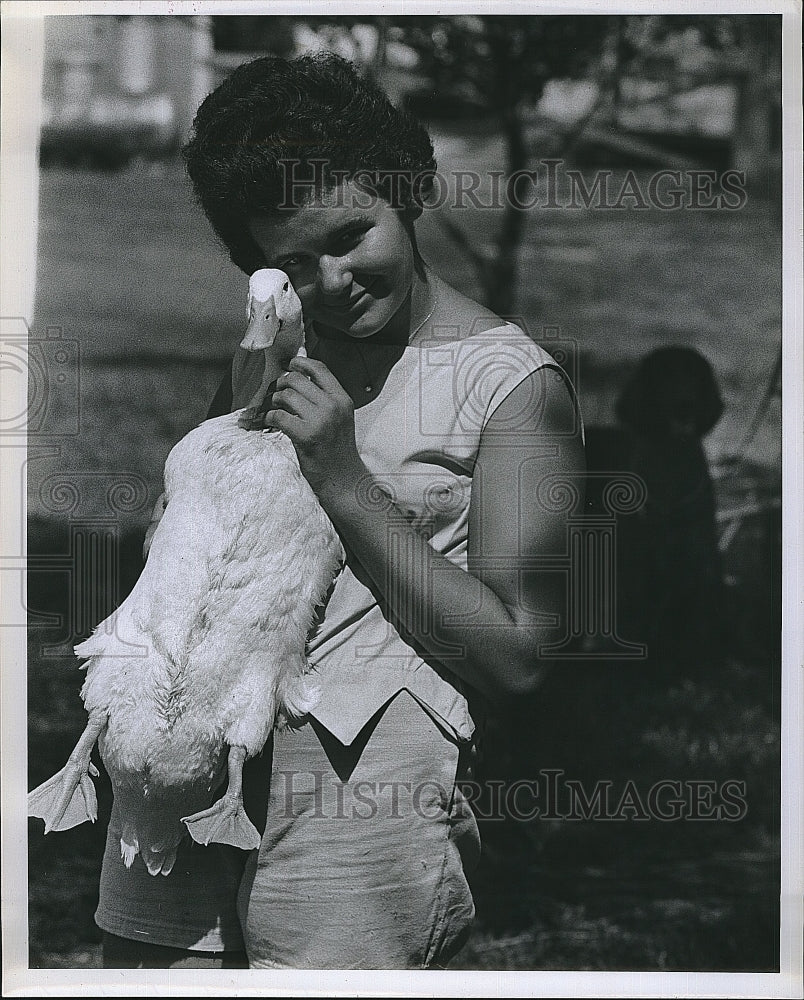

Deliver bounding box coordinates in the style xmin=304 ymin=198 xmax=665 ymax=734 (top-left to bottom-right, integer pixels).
xmin=315 ymin=254 xmax=353 ymax=299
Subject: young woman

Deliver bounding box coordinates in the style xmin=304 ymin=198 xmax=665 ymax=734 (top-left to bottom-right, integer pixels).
xmin=96 ymin=52 xmax=584 ymax=970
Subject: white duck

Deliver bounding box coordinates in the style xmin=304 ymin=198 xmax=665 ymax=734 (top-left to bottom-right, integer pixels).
xmin=28 ymin=269 xmax=344 ymax=875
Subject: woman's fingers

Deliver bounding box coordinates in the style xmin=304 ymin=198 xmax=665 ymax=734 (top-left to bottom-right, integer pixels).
xmin=274 ymin=370 xmax=319 ymax=402
xmin=288 ymin=355 xmax=346 ymax=395
xmin=270 ymin=386 xmax=309 ymax=418
xmin=263 ymin=407 xmax=304 ymax=436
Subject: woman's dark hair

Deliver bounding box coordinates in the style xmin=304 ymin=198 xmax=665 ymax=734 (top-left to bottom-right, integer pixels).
xmin=616 ymin=346 xmax=724 ymax=437
xmin=182 ymin=53 xmax=436 ymax=275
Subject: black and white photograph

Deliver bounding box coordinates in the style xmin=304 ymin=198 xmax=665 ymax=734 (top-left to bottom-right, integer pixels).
xmin=1 ymin=2 xmax=802 ymax=995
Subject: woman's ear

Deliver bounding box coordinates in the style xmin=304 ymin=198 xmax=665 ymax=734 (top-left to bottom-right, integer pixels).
xmin=399 ymin=205 xmax=423 ymax=245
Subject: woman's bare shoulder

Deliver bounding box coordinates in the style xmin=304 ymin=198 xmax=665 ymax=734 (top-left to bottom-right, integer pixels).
xmin=431 ymin=276 xmax=508 ymax=341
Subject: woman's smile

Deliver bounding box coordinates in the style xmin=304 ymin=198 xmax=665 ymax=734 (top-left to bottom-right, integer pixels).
xmin=320 ymin=277 xmax=378 ymax=315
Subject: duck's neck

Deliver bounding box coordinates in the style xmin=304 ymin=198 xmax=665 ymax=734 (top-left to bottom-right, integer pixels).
xmin=247 ymin=315 xmax=305 ymax=411
xmin=249 ymin=350 xmax=306 ymax=414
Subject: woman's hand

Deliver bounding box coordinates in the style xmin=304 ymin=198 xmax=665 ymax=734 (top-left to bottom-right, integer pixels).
xmin=264 ymin=355 xmax=368 ymax=505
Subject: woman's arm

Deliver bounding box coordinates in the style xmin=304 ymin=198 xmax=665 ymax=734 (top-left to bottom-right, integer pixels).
xmin=267 ymin=358 xmax=585 ymax=705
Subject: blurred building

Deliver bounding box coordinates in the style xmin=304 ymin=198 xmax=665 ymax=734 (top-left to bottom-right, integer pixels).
xmin=39 ymin=15 xmax=419 ymax=166
xmin=41 ymin=16 xmax=214 ymax=166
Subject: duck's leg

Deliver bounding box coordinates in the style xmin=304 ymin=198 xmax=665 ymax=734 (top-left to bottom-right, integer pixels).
xmin=28 ymin=710 xmax=106 ymax=833
xmin=181 ymin=745 xmax=261 ymax=850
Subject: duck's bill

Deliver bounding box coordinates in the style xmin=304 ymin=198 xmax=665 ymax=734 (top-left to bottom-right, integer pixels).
xmin=240 ymin=299 xmax=280 ymax=351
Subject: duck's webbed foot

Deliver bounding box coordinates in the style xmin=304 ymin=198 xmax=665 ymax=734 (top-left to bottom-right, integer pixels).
xmin=28 ymin=711 xmax=106 ymax=833
xmin=181 ymin=746 xmax=260 ymax=850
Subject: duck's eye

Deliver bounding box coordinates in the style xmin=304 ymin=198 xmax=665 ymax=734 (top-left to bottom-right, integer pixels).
xmin=283 ymin=281 xmax=289 ymax=291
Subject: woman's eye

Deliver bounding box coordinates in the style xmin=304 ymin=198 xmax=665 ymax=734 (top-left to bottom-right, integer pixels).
xmin=334 ymin=228 xmax=367 ymax=253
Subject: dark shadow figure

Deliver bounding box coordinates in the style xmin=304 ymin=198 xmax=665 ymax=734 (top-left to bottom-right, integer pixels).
xmin=468 ymin=348 xmax=728 ymax=940
xmin=586 ymin=345 xmax=726 ymax=676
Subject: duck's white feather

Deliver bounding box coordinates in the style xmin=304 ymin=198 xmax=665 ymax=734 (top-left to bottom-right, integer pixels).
xmin=71 ymin=412 xmax=343 ymax=868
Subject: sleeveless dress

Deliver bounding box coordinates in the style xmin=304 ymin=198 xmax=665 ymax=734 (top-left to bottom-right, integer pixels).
xmin=237 ymin=321 xmax=560 ymax=968
xmin=95 ymin=321 xmax=560 ymax=967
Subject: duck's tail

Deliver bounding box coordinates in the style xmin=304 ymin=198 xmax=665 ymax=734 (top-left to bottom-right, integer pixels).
xmin=119 ymin=822 xmax=179 ymax=877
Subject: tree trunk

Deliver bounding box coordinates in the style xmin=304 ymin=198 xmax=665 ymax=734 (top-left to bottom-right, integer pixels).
xmin=730 ymin=16 xmax=777 ymax=199
xmin=485 ymin=105 xmax=528 ymax=317
xmin=367 ymin=17 xmax=389 ymax=82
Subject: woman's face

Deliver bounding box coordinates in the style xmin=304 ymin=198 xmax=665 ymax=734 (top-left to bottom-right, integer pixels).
xmin=248 ymin=180 xmax=418 ymax=342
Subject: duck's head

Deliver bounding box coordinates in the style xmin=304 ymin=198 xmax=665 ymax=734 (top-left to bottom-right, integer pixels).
xmin=237 ymin=269 xmax=305 ymax=427
xmin=241 ymin=268 xmax=304 ymax=363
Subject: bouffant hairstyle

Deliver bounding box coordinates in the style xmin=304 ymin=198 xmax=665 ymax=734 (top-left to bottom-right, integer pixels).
xmin=182 ymin=53 xmax=437 ymax=275
xmin=616 ymin=346 xmax=724 ymax=437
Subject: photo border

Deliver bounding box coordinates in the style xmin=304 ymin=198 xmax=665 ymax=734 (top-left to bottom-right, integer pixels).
xmin=2 ymin=1 xmax=801 ymax=996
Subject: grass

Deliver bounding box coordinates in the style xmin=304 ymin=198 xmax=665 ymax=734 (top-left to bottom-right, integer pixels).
xmin=25 ymin=135 xmax=782 ymax=972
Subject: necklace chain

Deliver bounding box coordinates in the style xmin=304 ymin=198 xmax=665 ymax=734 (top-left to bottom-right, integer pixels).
xmin=354 ymin=279 xmax=437 ymax=395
